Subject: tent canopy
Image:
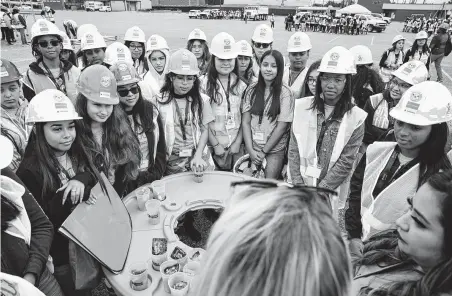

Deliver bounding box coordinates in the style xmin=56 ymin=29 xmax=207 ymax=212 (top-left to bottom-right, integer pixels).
xmin=338 ymin=4 xmax=371 ymax=15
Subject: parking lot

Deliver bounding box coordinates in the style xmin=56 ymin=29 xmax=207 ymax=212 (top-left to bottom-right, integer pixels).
xmin=2 ymin=10 xmax=452 ymax=91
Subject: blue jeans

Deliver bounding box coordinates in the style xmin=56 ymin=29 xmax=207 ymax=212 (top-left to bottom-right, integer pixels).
xmin=53 ymin=264 xmax=92 ymax=296
xmin=264 ymin=150 xmax=286 ymax=180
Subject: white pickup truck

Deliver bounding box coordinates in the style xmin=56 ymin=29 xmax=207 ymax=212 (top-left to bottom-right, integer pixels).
xmin=244 ymin=5 xmax=269 ymax=21
xmin=189 ymin=10 xmax=201 ymax=18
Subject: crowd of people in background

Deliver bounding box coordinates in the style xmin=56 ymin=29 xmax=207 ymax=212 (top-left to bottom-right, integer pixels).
xmin=2 ymin=8 xmax=452 ymax=296
xmin=285 ymin=13 xmax=370 ymax=35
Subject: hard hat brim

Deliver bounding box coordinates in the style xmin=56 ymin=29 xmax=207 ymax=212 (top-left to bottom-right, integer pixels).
xmin=117 ymin=77 xmax=141 ymax=86
xmin=26 ymin=115 xmax=83 ymax=125
xmin=287 ymin=47 xmax=312 ymax=53
xmin=318 ymin=67 xmax=356 ymax=75
xmin=170 ymin=69 xmax=199 ymax=76
xmin=78 ymin=90 xmax=120 ymax=105
xmin=212 ymin=52 xmax=238 ymax=60
xmin=238 ymin=52 xmax=253 ymax=57
xmin=252 ymin=37 xmax=273 ymax=44
xmin=389 ymin=109 xmax=434 ymax=126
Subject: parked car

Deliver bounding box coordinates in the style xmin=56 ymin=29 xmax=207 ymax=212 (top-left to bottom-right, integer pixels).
xmin=99 ymin=5 xmax=111 ymax=12
xmin=199 ymin=9 xmax=211 ymax=19
xmin=357 ymin=14 xmax=387 ymax=33
xmin=371 ymin=13 xmax=391 ymax=24
xmin=20 ymin=5 xmax=32 ymax=10
xmin=189 ymin=9 xmax=201 ymax=18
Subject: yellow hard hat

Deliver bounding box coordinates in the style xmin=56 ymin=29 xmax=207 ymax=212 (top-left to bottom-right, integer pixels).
xmin=76 ymin=65 xmax=119 ymax=104
xmin=168 ymin=49 xmax=199 ymax=76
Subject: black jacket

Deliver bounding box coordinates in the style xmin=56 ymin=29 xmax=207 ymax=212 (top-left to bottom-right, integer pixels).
xmin=16 ymin=155 xmax=95 ymax=266
xmin=1 ymin=167 xmax=54 ymax=284
xmin=124 ymin=101 xmax=166 ymax=195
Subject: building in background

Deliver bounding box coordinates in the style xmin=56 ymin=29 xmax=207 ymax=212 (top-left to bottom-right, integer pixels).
xmin=358 ymin=0 xmax=451 ymax=20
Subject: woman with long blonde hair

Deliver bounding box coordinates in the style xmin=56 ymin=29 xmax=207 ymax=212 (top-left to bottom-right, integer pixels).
xmin=191 ymin=180 xmax=352 ymax=296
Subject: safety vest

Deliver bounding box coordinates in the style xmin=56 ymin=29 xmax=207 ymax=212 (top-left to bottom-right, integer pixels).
xmin=292 ymin=97 xmax=367 ymax=208
xmin=22 ymin=66 xmax=80 ymax=104
xmin=369 ymin=93 xmax=390 ymax=129
xmin=361 ymin=142 xmax=419 ymax=241
xmin=282 ymin=65 xmax=308 ymax=100
xmin=252 ymin=55 xmax=260 ymax=79
xmin=379 ymin=50 xmax=404 ymax=83
xmin=409 ymin=50 xmax=430 ymax=66
xmin=155 ymin=93 xmax=214 ymax=167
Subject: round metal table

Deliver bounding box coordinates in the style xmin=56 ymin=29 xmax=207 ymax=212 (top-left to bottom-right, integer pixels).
xmin=102 ymin=171 xmax=246 ymax=296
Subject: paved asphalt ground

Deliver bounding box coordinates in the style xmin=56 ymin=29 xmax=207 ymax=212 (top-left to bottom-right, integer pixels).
xmin=1 ymin=11 xmax=451 ymax=295
xmin=2 ymin=10 xmax=452 ymax=91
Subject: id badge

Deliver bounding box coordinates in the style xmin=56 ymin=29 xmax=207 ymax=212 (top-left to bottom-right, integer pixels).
xmin=179 ymin=149 xmax=192 ymax=157
xmin=225 ymin=112 xmax=235 ymax=130
xmin=253 ymin=131 xmax=265 ymax=142
xmin=305 ymin=165 xmax=321 ymax=179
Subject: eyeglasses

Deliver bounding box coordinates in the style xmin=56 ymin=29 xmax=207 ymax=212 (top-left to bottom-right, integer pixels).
xmin=319 ymin=76 xmax=346 ymax=85
xmin=230 ymin=179 xmax=336 ymax=209
xmin=253 ymin=42 xmax=271 ymax=49
xmin=129 ymin=45 xmax=143 ymax=50
xmin=308 ymin=77 xmax=317 ymax=85
xmin=38 ymin=40 xmax=60 ymax=48
xmin=390 ymin=79 xmax=412 ymax=89
xmin=117 ymin=86 xmax=139 ymax=97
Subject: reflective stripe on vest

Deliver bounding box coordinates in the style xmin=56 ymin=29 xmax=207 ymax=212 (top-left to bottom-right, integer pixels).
xmin=369 ymin=93 xmax=389 ymax=129
xmin=282 ymin=65 xmax=308 ymax=100
xmin=360 ymin=142 xmax=418 ymax=241
xmin=292 ymin=97 xmax=367 ymax=207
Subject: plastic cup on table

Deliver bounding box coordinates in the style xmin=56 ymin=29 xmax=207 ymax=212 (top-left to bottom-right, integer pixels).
xmin=151 ymin=180 xmax=166 ymax=201
xmin=168 ymin=272 xmax=190 ymax=296
xmin=145 ymin=199 xmax=161 ymax=225
xmin=149 ymin=244 xmax=167 ymax=271
xmin=193 ymin=170 xmax=204 ymax=183
xmin=183 ymin=261 xmax=201 ymax=277
xmin=129 ymin=262 xmax=149 ymax=291
xmin=167 ymin=245 xmax=188 ymax=268
xmin=160 ymin=260 xmax=180 ymax=293
xmin=187 ymin=248 xmax=205 ymax=262
xmin=136 ymin=187 xmax=150 ymax=211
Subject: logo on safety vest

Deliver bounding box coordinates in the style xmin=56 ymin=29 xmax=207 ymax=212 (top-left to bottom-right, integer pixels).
xmin=224 ymin=39 xmax=232 ymax=51
xmin=100 ymin=76 xmax=111 ymax=87
xmin=328 ymin=52 xmax=339 ymax=67
xmin=181 ymin=52 xmax=191 ymax=70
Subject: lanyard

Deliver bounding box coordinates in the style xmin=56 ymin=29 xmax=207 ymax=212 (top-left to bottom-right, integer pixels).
xmin=42 ymin=61 xmax=66 ymax=93
xmin=174 ymin=98 xmax=190 ymax=141
xmin=219 ymin=75 xmax=231 ymax=113
xmin=257 ymin=92 xmax=273 ymax=125
xmin=288 ymin=67 xmax=303 ymax=87
xmin=373 ymin=147 xmax=418 ymax=197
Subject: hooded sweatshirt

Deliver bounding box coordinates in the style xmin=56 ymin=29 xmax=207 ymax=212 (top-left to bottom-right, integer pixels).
xmin=144 ymin=48 xmax=170 ymax=90
xmin=22 ymin=59 xmax=80 ymax=103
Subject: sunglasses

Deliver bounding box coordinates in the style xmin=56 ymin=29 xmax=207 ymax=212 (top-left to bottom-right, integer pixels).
xmin=254 ymin=42 xmax=271 ymax=49
xmin=230 ymin=179 xmax=336 ymax=210
xmin=117 ymin=86 xmax=139 ymax=97
xmin=38 ymin=40 xmax=60 ymax=48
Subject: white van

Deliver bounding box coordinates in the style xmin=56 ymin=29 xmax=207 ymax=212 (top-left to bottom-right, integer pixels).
xmin=189 ymin=10 xmax=201 ymax=19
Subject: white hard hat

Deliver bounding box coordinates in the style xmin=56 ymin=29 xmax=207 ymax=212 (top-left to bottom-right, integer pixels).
xmin=287 ymin=32 xmax=312 ymax=53
xmin=390 ymin=81 xmax=452 ymax=126
xmin=26 ymin=89 xmax=82 ymax=124
xmin=104 ymin=42 xmax=133 ymax=65
xmin=60 ymin=31 xmax=74 ymax=51
xmin=349 ymin=45 xmax=373 ymax=65
xmin=80 ymin=31 xmax=106 ymax=51
xmin=392 ymin=35 xmax=405 ymax=44
xmin=168 ymin=49 xmax=199 ymax=76
xmin=235 ymin=40 xmax=252 ymax=57
xmin=233 ymin=154 xmax=266 ymax=179
xmin=210 ymin=32 xmax=237 ymax=60
xmin=145 ymin=35 xmax=169 ymax=56
xmin=318 ymin=46 xmax=356 ymax=75
xmin=124 ymin=26 xmax=146 ymax=44
xmin=415 ymin=30 xmax=428 ymax=40
xmin=392 ymin=61 xmax=428 ymax=85
xmin=0 ymin=135 xmax=14 ymax=170
xmin=31 ymin=19 xmax=62 ymax=42
xmin=252 ymin=24 xmax=273 ymax=43
xmin=76 ymin=24 xmax=98 ymax=40
xmin=188 ymin=28 xmax=207 ymax=41
xmin=76 ymin=64 xmax=119 ymax=105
